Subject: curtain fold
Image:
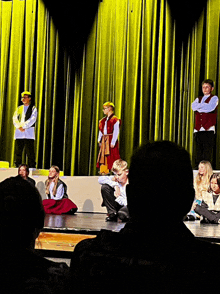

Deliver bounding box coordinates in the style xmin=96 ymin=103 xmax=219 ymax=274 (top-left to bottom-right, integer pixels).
xmin=0 ymin=1 xmax=12 ymax=137
xmin=1 ymin=0 xmax=220 ymax=175
xmin=24 ymin=0 xmax=37 ymax=90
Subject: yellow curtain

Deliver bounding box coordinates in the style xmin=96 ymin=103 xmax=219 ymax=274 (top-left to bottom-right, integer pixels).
xmin=0 ymin=0 xmax=24 ymax=160
xmin=68 ymin=0 xmax=220 ymax=173
xmin=1 ymin=0 xmax=220 ymax=175
xmin=66 ymin=0 xmax=187 ymax=175
xmin=0 ymin=0 xmax=59 ymax=169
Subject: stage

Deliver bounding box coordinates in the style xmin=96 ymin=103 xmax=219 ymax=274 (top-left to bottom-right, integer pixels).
xmin=1 ymin=167 xmax=220 ymax=260
xmin=35 ymin=213 xmax=220 ymax=260
xmin=184 ymin=220 xmax=220 ymax=243
xmin=44 ymin=213 xmax=220 ymax=244
xmin=36 ymin=212 xmax=125 ymax=257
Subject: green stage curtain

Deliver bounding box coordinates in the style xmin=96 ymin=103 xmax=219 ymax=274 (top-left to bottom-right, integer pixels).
xmin=0 ymin=0 xmax=220 ymax=175
xmin=0 ymin=0 xmax=60 ymax=169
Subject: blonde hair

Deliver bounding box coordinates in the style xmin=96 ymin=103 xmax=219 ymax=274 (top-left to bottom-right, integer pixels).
xmin=112 ymin=159 xmax=128 ymax=173
xmin=103 ymin=101 xmax=115 ymax=111
xmin=194 ymin=161 xmax=213 ymax=199
xmin=21 ymin=91 xmax=31 ymax=97
xmin=45 ymin=165 xmax=60 ymax=196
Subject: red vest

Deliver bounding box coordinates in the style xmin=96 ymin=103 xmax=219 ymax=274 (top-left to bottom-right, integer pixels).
xmin=194 ymin=95 xmax=218 ymax=131
xmin=99 ymin=114 xmax=121 ymax=134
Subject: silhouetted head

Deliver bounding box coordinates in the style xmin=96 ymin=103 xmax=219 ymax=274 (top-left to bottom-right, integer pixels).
xmin=0 ymin=176 xmax=45 ymax=249
xmin=126 ymin=141 xmax=195 ymax=223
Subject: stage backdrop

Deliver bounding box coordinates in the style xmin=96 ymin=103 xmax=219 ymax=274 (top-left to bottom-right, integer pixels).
xmin=0 ymin=0 xmax=220 ymax=175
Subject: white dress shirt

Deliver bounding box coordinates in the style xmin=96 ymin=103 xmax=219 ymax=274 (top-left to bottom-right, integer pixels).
xmin=47 ymin=181 xmax=65 ymax=200
xmin=98 ymin=119 xmax=120 ymax=146
xmin=98 ymin=175 xmax=127 ymax=206
xmin=191 ymin=94 xmax=218 ymax=132
xmin=13 ymin=105 xmax=37 ymax=139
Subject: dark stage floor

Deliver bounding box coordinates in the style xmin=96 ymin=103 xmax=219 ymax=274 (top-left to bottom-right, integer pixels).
xmin=43 ymin=213 xmax=220 ymax=243
xmin=184 ymin=220 xmax=220 ymax=243
xmin=43 ymin=212 xmax=126 ymax=235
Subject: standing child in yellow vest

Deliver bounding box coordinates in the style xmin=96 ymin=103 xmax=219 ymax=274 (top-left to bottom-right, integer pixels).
xmin=13 ymin=91 xmax=37 ymax=168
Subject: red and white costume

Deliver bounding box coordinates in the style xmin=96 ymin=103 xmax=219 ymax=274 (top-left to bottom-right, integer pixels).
xmin=97 ymin=114 xmax=121 ymax=170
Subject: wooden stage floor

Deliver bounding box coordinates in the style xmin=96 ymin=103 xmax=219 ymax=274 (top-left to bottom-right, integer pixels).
xmin=36 ymin=214 xmax=220 ymax=257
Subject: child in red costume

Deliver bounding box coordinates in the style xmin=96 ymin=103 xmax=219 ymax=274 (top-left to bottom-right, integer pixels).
xmin=97 ymin=102 xmax=121 ymax=174
xmin=192 ymin=79 xmax=218 ymax=167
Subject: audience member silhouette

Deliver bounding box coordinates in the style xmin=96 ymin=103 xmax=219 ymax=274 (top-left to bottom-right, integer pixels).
xmin=70 ymin=141 xmax=220 ymax=293
xmin=0 ymin=176 xmax=70 ymax=294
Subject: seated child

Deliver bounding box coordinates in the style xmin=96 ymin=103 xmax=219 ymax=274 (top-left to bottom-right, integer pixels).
xmin=98 ymin=159 xmax=129 ymax=222
xmin=0 ymin=176 xmax=70 ymax=293
xmin=195 ymin=173 xmax=220 ymax=224
xmin=185 ymin=160 xmax=213 ymax=221
xmin=43 ymin=165 xmax=78 ymax=215
xmin=18 ymin=163 xmax=36 ymax=187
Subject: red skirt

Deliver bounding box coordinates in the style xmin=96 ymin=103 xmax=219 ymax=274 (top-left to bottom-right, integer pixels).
xmin=42 ymin=199 xmax=78 ymax=215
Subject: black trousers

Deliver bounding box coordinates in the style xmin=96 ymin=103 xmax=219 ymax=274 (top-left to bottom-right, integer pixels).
xmin=195 ymin=203 xmax=220 ymax=223
xmin=15 ymin=139 xmax=36 ymax=168
xmin=101 ymin=184 xmax=129 ymax=220
xmin=194 ymin=131 xmax=215 ymax=168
